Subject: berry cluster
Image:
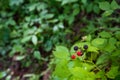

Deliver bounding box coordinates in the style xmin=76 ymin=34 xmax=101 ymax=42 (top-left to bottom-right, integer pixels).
xmin=71 ymin=45 xmax=88 ymax=60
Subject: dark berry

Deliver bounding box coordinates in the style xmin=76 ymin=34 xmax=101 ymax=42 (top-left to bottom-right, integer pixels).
xmin=83 ymin=45 xmax=88 ymax=50
xmin=71 ymin=55 xmax=76 ymax=59
xmin=77 ymin=51 xmax=82 ymax=56
xmin=74 ymin=46 xmax=78 ymax=51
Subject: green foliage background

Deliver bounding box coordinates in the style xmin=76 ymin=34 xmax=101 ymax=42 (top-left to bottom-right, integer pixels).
xmin=0 ymin=0 xmax=120 ymax=80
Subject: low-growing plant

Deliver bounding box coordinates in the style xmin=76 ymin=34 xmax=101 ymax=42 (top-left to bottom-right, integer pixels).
xmin=51 ymin=30 xmax=120 ymax=80
xmin=0 ymin=0 xmax=120 ymax=79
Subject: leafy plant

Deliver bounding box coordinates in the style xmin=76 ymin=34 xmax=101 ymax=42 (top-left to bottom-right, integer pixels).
xmin=51 ymin=30 xmax=120 ymax=80
xmin=0 ymin=0 xmax=120 ymax=79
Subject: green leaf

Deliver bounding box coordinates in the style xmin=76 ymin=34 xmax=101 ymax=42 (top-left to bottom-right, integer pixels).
xmin=60 ymin=0 xmax=78 ymax=5
xmin=70 ymin=67 xmax=95 ymax=79
xmin=67 ymin=61 xmax=74 ymax=69
xmin=111 ymin=50 xmax=120 ymax=57
xmin=96 ymin=71 xmax=107 ymax=80
xmin=93 ymin=4 xmax=100 ymax=14
xmin=103 ymin=37 xmax=116 ymax=52
xmin=82 ymin=63 xmax=95 ymax=71
xmin=98 ymin=31 xmax=111 ymax=38
xmin=28 ymin=4 xmax=36 ymax=11
xmin=73 ymin=7 xmax=80 ymax=16
xmin=87 ymin=46 xmax=99 ymax=53
xmin=44 ymin=14 xmax=54 ymax=19
xmin=81 ymin=0 xmax=87 ymax=4
xmin=86 ymin=3 xmax=93 ymax=13
xmin=44 ymin=40 xmax=53 ymax=52
xmin=104 ymin=43 xmax=116 ymax=53
xmin=111 ymin=0 xmax=119 ymax=10
xmin=36 ymin=3 xmax=48 ymax=11
xmin=32 ymin=35 xmax=38 ymax=45
xmin=106 ymin=66 xmax=119 ymax=79
xmin=86 ymin=35 xmax=92 ymax=42
xmin=33 ymin=51 xmax=41 ymax=60
xmin=99 ymin=1 xmax=111 ymax=10
xmin=21 ymin=36 xmax=32 ymax=43
xmin=114 ymin=31 xmax=120 ymax=40
xmin=6 ymin=75 xmax=12 ymax=80
xmin=9 ymin=45 xmax=24 ymax=57
xmin=10 ymin=0 xmax=24 ymax=6
xmin=0 ymin=72 xmax=6 ymax=79
xmin=15 ymin=55 xmax=26 ymax=61
xmin=109 ymin=37 xmax=117 ymax=45
xmin=91 ymin=38 xmax=107 ymax=49
xmin=53 ymin=60 xmax=70 ymax=78
xmin=96 ymin=53 xmax=109 ymax=65
xmin=102 ymin=10 xmax=113 ymax=17
xmin=53 ymin=46 xmax=69 ymax=59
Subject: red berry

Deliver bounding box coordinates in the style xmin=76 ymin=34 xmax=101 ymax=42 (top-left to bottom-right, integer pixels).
xmin=77 ymin=51 xmax=82 ymax=56
xmin=71 ymin=55 xmax=76 ymax=59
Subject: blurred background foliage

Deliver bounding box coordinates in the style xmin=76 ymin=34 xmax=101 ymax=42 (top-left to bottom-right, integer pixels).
xmin=0 ymin=0 xmax=120 ymax=80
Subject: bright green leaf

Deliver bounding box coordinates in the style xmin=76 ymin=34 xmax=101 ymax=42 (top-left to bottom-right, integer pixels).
xmin=32 ymin=35 xmax=38 ymax=45
xmin=0 ymin=72 xmax=6 ymax=79
xmin=91 ymin=38 xmax=107 ymax=49
xmin=61 ymin=0 xmax=78 ymax=5
xmin=70 ymin=67 xmax=95 ymax=79
xmin=98 ymin=31 xmax=111 ymax=38
xmin=102 ymin=10 xmax=113 ymax=17
xmin=21 ymin=36 xmax=32 ymax=43
xmin=33 ymin=51 xmax=41 ymax=60
xmin=44 ymin=14 xmax=54 ymax=19
xmin=15 ymin=55 xmax=26 ymax=61
xmin=53 ymin=46 xmax=69 ymax=59
xmin=53 ymin=60 xmax=70 ymax=78
xmin=87 ymin=45 xmax=99 ymax=53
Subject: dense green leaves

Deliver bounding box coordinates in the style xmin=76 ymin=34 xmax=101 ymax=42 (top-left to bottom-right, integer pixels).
xmin=99 ymin=0 xmax=120 ymax=16
xmin=1 ymin=0 xmax=120 ymax=79
xmin=52 ymin=30 xmax=120 ymax=79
